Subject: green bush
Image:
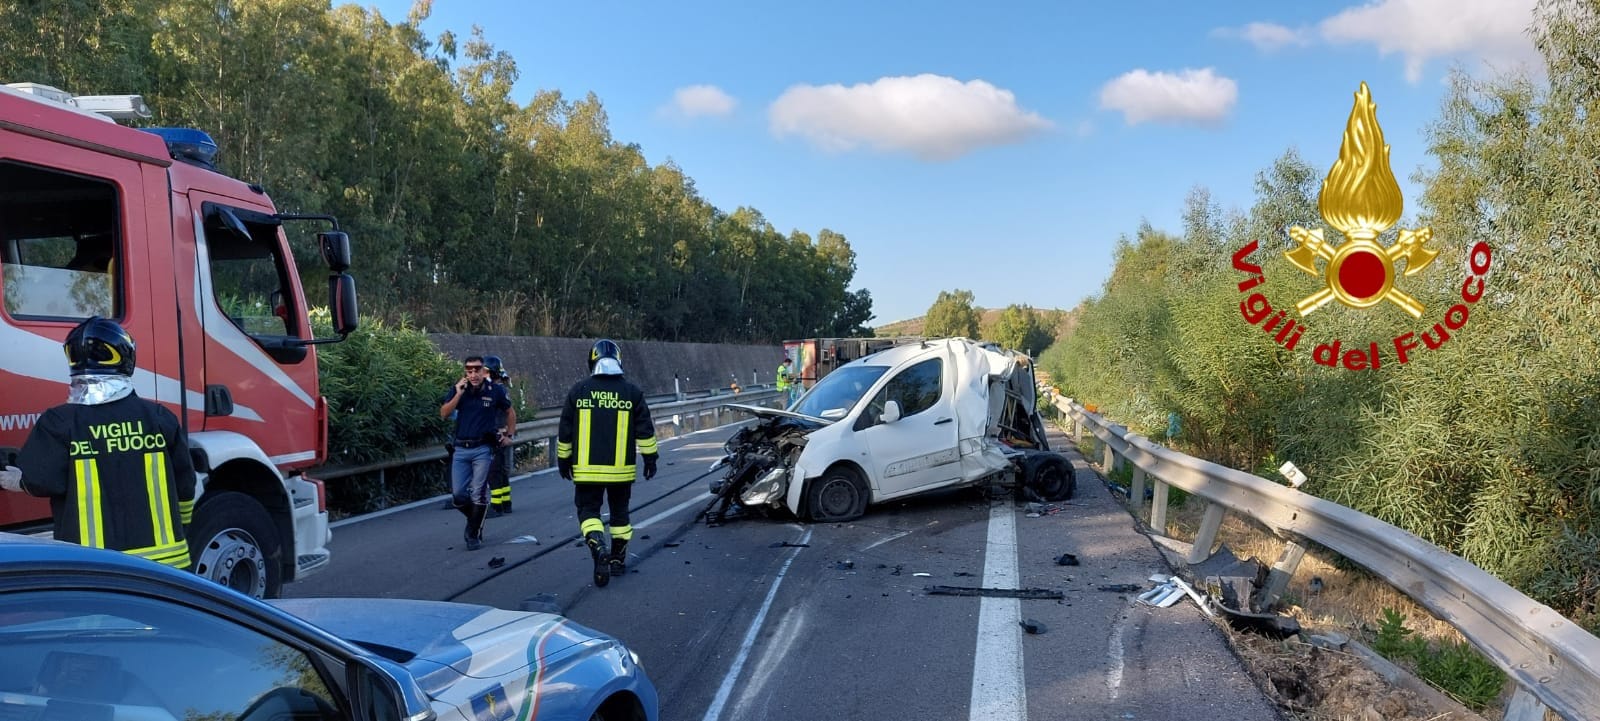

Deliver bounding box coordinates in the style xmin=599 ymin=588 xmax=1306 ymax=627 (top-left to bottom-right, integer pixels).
xmin=313 ymin=312 xmax=463 ymax=465
xmin=1372 ymin=607 xmax=1505 ymax=710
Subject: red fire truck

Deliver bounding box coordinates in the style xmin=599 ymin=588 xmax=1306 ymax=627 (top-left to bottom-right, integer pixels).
xmin=0 ymin=82 xmax=358 ymax=598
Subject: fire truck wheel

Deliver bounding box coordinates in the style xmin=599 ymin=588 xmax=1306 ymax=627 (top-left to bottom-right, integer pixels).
xmin=189 ymin=491 xmax=284 ymax=599
xmin=807 ymin=467 xmax=867 ymax=522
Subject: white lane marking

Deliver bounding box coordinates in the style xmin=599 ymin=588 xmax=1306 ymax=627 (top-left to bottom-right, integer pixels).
xmin=635 ymin=493 xmax=711 ymax=529
xmin=700 ymin=528 xmax=814 ymax=721
xmin=1107 ymin=611 xmax=1127 ymax=699
xmin=859 ymin=529 xmax=911 ymax=552
xmin=969 ymin=499 xmax=1025 ymax=721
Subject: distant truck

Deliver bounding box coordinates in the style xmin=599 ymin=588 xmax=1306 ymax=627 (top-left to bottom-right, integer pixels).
xmin=710 ymin=337 xmax=1073 ymax=524
xmin=781 ymin=336 xmax=927 ymax=391
xmin=0 ymin=82 xmax=359 ymax=597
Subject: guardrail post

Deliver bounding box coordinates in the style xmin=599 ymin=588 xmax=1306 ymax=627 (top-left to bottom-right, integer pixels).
xmin=1503 ymin=686 xmax=1549 ymax=721
xmin=1187 ymin=502 xmax=1227 ymax=564
xmin=1128 ymin=466 xmax=1147 ymax=514
xmin=1102 ymin=438 xmax=1116 ymax=473
xmin=546 ymin=436 xmax=557 ymax=466
xmin=1150 ymin=480 xmax=1169 ymax=534
xmin=1259 ymin=540 xmax=1308 ymax=609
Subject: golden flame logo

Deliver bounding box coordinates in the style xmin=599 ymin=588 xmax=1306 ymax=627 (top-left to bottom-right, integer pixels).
xmin=1285 ymin=82 xmax=1438 ymax=318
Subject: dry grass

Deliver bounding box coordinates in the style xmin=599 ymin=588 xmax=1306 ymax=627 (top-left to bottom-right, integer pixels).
xmin=1158 ymin=499 xmax=1515 ymax=720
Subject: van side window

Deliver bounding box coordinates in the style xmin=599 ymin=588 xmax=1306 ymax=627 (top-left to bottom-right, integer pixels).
xmin=200 ymin=204 xmax=295 ymax=339
xmin=0 ymin=162 xmax=122 ymax=320
xmin=864 ymin=357 xmax=943 ymax=425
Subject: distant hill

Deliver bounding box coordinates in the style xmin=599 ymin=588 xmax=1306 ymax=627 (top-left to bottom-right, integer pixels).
xmin=874 ymin=305 xmax=1080 ymax=341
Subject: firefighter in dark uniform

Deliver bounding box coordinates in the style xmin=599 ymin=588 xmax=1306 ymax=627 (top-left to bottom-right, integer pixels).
xmin=557 ymin=339 xmax=658 ymax=587
xmin=484 ymin=355 xmax=514 ymax=516
xmin=439 ymin=355 xmax=515 ymax=550
xmin=0 ymin=317 xmax=196 ymax=569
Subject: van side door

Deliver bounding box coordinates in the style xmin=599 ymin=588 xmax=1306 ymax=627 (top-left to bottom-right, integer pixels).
xmin=855 ymin=355 xmax=961 ymax=499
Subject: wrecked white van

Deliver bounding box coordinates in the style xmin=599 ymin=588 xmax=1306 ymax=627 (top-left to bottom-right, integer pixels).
xmin=706 ymin=337 xmax=1074 ymax=524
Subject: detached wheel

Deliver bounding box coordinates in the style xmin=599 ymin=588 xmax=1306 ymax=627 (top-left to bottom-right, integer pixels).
xmin=1026 ymin=457 xmax=1075 ymax=502
xmin=188 ymin=491 xmax=283 ymax=598
xmin=807 ymin=467 xmax=867 ymax=522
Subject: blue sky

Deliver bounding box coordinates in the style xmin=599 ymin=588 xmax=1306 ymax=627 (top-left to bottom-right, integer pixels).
xmin=360 ymin=0 xmax=1543 ymax=326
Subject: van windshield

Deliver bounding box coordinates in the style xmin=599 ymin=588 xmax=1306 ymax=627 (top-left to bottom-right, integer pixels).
xmin=791 ymin=365 xmax=888 ymax=419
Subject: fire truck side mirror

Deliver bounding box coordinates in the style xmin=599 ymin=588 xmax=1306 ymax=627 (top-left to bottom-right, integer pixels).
xmin=318 ymin=231 xmax=351 ymax=273
xmin=329 ymin=274 xmax=359 ymax=336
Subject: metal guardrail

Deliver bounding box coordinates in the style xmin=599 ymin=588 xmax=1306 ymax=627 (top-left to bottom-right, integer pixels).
xmin=314 ymin=388 xmax=786 ymax=481
xmin=1053 ymin=395 xmax=1600 ymax=721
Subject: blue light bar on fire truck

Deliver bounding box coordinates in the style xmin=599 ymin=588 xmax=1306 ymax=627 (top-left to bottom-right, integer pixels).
xmin=141 ymin=127 xmax=220 ymax=170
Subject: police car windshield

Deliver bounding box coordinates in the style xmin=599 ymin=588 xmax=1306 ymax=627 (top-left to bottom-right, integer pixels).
xmin=790 ymin=365 xmax=889 ymax=419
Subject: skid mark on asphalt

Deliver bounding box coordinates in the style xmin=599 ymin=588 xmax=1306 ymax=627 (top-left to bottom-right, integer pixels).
xmin=731 ymin=604 xmax=810 ymax=718
xmin=1107 ymin=610 xmax=1129 ymax=699
xmin=700 ymin=528 xmax=814 ymax=721
xmin=858 ymin=529 xmax=912 ymax=552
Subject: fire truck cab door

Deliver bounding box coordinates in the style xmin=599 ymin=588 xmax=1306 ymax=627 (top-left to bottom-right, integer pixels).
xmin=182 ymin=193 xmax=319 ymax=466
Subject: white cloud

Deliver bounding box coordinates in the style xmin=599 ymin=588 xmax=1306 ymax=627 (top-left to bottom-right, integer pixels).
xmin=664 ymin=84 xmax=737 ymax=119
xmin=1098 ymin=68 xmax=1238 ymax=126
xmin=767 ymin=74 xmax=1052 ymax=161
xmin=1213 ymin=22 xmax=1311 ymax=52
xmin=1317 ymin=0 xmax=1541 ymax=83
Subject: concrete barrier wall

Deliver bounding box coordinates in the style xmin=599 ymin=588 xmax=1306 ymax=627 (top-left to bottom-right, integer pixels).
xmin=429 ymin=334 xmax=784 ymax=410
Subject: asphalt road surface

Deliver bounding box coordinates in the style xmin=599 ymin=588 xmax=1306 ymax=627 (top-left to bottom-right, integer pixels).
xmin=287 ymin=423 xmax=1285 ymax=721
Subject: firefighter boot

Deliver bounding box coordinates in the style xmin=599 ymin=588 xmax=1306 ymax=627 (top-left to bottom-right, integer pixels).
xmin=609 ymin=538 xmax=629 ymax=577
xmin=585 ymin=531 xmax=611 ymax=587
xmin=464 ymin=504 xmax=488 ymax=551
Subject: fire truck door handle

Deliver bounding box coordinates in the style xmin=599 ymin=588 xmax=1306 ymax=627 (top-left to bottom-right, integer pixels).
xmin=205 ymin=385 xmax=235 ymax=417
xmin=935 ymin=418 xmax=953 ymax=425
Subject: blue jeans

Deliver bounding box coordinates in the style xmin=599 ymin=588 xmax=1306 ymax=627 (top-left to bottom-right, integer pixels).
xmin=451 ymin=444 xmax=494 ymax=506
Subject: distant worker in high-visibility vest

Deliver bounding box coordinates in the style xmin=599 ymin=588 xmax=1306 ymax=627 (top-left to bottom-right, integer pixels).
xmin=0 ymin=316 xmax=196 ymax=570
xmin=777 ymin=356 xmax=797 ymax=406
xmin=557 ymin=339 xmax=658 ymax=588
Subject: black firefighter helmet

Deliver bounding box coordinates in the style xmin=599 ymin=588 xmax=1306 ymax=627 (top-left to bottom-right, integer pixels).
xmin=589 ymin=339 xmax=621 ymax=372
xmin=64 ymin=316 xmax=136 ymax=377
xmin=484 ymin=354 xmax=509 ymax=381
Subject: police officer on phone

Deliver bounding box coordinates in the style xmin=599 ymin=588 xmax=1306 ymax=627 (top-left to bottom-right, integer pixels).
xmin=438 ymin=355 xmax=515 ymax=550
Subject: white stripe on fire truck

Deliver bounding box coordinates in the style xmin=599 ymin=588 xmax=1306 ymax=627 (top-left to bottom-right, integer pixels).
xmin=0 ymin=318 xmax=263 ymax=422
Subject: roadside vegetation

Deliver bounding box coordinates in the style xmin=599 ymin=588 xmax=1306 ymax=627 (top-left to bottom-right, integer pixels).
xmin=0 ymin=0 xmax=871 ymax=342
xmin=1042 ymin=0 xmax=1600 ymax=635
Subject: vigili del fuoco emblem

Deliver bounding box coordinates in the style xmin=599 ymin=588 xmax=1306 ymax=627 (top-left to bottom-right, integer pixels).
xmin=1284 ymin=82 xmax=1438 ymax=318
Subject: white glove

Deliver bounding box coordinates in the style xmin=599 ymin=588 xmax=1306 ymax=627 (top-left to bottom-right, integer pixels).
xmin=0 ymin=466 xmax=22 ymax=493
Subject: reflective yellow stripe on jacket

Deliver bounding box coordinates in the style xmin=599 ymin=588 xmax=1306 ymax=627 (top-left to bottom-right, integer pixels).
xmin=572 ymin=408 xmax=638 ymax=482
xmin=74 ymin=459 xmax=106 ymax=549
xmin=71 ymin=453 xmax=190 ymax=568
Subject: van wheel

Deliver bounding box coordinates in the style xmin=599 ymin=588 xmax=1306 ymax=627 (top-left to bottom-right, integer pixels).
xmin=188 ymin=492 xmax=284 ymax=599
xmin=807 ymin=468 xmax=866 ymax=522
xmin=1026 ymin=457 xmax=1075 ymax=502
